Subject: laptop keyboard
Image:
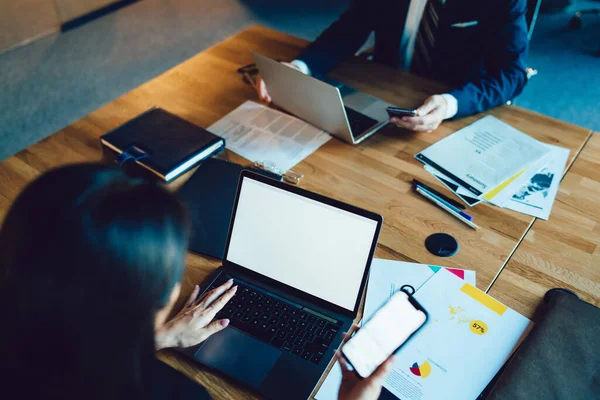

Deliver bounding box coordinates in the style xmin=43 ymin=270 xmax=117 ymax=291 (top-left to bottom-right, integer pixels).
xmin=344 ymin=106 xmax=379 ymax=138
xmin=208 ymin=274 xmax=342 ymax=365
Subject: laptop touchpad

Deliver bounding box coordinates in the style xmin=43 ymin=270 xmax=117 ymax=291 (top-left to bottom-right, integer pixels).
xmin=194 ymin=328 xmax=281 ymax=388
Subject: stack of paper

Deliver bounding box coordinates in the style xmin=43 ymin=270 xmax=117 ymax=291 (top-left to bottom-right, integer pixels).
xmin=415 ymin=115 xmax=569 ymax=220
xmin=316 ymin=259 xmax=532 ymax=400
xmin=207 ymin=100 xmax=331 ymax=172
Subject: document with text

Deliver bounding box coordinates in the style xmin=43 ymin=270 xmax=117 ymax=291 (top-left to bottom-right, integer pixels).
xmin=415 ymin=116 xmax=551 ymax=198
xmin=207 ymin=100 xmax=331 ymax=172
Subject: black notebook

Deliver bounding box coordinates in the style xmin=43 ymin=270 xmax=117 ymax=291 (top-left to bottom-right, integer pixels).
xmin=101 ymin=108 xmax=225 ymax=182
xmin=177 ymin=158 xmax=276 ymax=259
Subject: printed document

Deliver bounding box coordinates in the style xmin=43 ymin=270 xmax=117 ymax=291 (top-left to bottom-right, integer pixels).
xmin=502 ymin=145 xmax=569 ymax=219
xmin=207 ymin=100 xmax=331 ymax=172
xmin=478 ymin=143 xmax=569 ymax=217
xmin=424 ymin=165 xmax=482 ymax=207
xmin=416 ymin=115 xmax=551 ymax=197
xmin=363 ymin=259 xmax=476 ymax=323
xmin=315 ymin=260 xmax=476 ymax=400
xmin=385 ymin=269 xmax=531 ymax=400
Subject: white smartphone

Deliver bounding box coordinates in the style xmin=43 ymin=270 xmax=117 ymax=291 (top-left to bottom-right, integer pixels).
xmin=341 ymin=291 xmax=427 ymax=378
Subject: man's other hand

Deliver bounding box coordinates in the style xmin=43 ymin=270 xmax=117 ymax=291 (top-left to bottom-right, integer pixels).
xmin=389 ymin=95 xmax=448 ymax=132
xmin=256 ymin=62 xmax=303 ymax=103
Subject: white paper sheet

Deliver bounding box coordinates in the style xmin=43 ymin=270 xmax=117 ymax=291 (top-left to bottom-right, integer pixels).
xmin=363 ymin=260 xmax=476 ymax=324
xmin=416 ymin=116 xmax=551 ymax=198
xmin=207 ymin=100 xmax=331 ymax=172
xmin=386 ymin=269 xmax=531 ymax=400
xmin=423 ymin=143 xmax=569 ymax=220
xmin=315 ymin=260 xmax=476 ymax=400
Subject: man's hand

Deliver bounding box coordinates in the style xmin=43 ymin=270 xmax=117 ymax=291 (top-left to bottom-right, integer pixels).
xmin=155 ymin=279 xmax=237 ymax=350
xmin=389 ymin=95 xmax=448 ymax=132
xmin=337 ymin=326 xmax=394 ymax=400
xmin=256 ymin=62 xmax=303 ymax=103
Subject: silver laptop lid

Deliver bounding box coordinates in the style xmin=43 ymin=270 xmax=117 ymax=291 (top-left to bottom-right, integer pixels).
xmin=252 ymin=52 xmax=357 ymax=143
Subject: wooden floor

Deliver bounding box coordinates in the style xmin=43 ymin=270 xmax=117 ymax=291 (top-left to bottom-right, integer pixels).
xmin=0 ymin=25 xmax=597 ymax=400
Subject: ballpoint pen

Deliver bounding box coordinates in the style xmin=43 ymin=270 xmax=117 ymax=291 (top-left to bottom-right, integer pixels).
xmin=415 ymin=187 xmax=479 ymax=230
xmin=412 ymin=179 xmax=466 ymax=210
xmin=415 ymin=185 xmax=473 ymax=221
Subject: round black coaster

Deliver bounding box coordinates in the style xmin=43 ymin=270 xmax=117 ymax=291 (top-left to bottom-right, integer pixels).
xmin=425 ymin=233 xmax=459 ymax=257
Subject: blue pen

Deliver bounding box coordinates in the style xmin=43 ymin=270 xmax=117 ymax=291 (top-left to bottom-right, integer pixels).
xmin=416 ymin=185 xmax=474 ymax=221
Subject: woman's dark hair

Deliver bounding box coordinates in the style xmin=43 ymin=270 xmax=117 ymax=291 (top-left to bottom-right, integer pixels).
xmin=0 ymin=163 xmax=189 ymax=399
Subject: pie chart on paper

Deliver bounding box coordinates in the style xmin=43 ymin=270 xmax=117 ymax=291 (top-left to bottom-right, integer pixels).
xmin=410 ymin=361 xmax=432 ymax=378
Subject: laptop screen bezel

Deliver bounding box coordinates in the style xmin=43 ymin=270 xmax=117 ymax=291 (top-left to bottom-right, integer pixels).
xmin=221 ymin=170 xmax=383 ymax=318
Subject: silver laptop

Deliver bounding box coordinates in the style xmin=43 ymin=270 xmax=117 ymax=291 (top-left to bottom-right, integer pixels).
xmin=252 ymin=52 xmax=393 ymax=144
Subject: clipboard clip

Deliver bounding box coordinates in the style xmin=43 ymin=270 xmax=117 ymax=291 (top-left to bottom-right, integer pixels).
xmin=254 ymin=160 xmax=304 ymax=185
xmin=116 ymin=144 xmax=149 ymax=166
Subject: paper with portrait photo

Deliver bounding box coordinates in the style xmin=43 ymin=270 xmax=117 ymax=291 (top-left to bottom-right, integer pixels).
xmin=501 ymin=146 xmax=569 ymax=220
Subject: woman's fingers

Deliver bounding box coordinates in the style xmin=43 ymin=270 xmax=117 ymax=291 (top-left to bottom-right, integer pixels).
xmin=344 ymin=324 xmax=360 ymax=341
xmin=336 ymin=351 xmax=350 ymax=373
xmin=202 ymin=285 xmax=238 ymax=319
xmin=196 ymin=279 xmax=234 ymax=308
xmin=367 ymin=355 xmax=394 ymax=385
xmin=336 ymin=324 xmax=361 ymax=376
xmin=203 ymin=319 xmax=231 ymax=338
xmin=185 ymin=284 xmax=200 ymax=308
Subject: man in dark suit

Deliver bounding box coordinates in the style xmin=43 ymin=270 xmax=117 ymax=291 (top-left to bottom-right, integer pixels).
xmin=257 ymin=0 xmax=529 ymax=132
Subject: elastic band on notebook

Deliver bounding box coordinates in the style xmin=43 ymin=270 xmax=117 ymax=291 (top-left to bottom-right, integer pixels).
xmin=116 ymin=145 xmax=149 ymax=166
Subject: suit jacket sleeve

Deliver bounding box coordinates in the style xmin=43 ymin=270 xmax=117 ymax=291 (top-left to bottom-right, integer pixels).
xmin=449 ymin=0 xmax=529 ymax=118
xmin=296 ymin=0 xmax=378 ymax=79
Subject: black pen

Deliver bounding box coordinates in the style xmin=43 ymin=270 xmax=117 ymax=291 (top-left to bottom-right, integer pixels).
xmin=412 ymin=179 xmax=466 ymax=210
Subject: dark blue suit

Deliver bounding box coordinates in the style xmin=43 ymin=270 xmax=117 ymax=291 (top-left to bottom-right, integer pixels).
xmin=297 ymin=0 xmax=529 ymax=118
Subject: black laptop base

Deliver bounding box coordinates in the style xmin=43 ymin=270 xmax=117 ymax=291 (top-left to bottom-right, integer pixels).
xmin=180 ymin=267 xmax=352 ymax=400
xmin=208 ymin=273 xmax=342 ymax=365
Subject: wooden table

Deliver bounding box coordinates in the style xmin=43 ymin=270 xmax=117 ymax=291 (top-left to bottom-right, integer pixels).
xmin=0 ymin=25 xmax=594 ymax=399
xmin=488 ymin=133 xmax=600 ymax=319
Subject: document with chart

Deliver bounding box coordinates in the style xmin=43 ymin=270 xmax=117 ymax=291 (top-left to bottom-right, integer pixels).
xmin=362 ymin=259 xmax=476 ymax=323
xmin=207 ymin=100 xmax=331 ymax=172
xmin=386 ymin=269 xmax=531 ymax=400
xmin=315 ymin=260 xmax=476 ymax=400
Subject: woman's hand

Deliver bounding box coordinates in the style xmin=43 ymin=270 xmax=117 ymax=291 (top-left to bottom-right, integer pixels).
xmin=155 ymin=279 xmax=237 ymax=350
xmin=337 ymin=326 xmax=394 ymax=400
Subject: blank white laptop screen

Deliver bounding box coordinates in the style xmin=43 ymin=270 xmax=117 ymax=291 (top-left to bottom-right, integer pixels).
xmin=226 ymin=176 xmax=378 ymax=311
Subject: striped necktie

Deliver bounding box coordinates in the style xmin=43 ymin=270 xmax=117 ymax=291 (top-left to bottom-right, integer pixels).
xmin=411 ymin=0 xmax=445 ymax=77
